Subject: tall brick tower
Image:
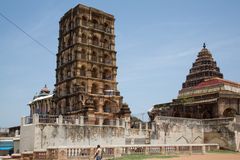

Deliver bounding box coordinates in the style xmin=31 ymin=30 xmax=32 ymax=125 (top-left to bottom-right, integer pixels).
xmin=53 ymin=4 xmax=131 ymax=124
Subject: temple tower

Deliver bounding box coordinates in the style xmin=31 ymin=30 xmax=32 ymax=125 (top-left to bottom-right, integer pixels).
xmin=53 ymin=4 xmax=130 ymax=124
xmin=182 ymin=43 xmax=223 ymax=88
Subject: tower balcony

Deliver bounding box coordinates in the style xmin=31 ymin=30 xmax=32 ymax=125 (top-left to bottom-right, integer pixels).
xmin=104 ymin=90 xmax=120 ymax=96
xmin=79 ymin=20 xmax=113 ymax=35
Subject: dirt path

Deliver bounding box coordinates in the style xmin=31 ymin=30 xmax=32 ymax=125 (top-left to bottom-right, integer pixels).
xmin=146 ymin=153 xmax=240 ymax=160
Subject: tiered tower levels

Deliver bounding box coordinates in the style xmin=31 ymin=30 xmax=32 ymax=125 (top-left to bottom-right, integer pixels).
xmin=54 ymin=4 xmax=130 ymax=123
xmin=182 ymin=44 xmax=223 ymax=88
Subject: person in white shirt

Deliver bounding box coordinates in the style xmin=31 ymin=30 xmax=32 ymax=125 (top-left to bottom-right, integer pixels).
xmin=94 ymin=145 xmax=102 ymax=160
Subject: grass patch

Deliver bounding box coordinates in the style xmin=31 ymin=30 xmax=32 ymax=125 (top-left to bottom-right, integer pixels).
xmin=110 ymin=154 xmax=178 ymax=160
xmin=207 ymin=150 xmax=238 ymax=154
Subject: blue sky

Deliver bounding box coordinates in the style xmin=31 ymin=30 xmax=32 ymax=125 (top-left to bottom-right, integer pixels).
xmin=0 ymin=0 xmax=240 ymax=127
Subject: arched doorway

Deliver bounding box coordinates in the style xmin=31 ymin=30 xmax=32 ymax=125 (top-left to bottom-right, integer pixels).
xmin=223 ymin=108 xmax=237 ymax=117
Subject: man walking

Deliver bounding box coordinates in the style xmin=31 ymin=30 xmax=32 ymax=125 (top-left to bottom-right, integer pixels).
xmin=94 ymin=145 xmax=102 ymax=160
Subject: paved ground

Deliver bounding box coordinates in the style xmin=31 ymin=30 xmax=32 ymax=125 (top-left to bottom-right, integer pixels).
xmin=146 ymin=153 xmax=240 ymax=160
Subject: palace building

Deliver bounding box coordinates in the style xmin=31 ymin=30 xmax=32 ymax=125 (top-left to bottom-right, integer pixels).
xmin=149 ymin=44 xmax=240 ymax=120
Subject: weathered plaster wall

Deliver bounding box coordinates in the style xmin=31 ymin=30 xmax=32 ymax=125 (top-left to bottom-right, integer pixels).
xmin=236 ymin=115 xmax=240 ymax=151
xmin=20 ymin=124 xmax=35 ymax=152
xmin=33 ymin=124 xmax=125 ymax=150
xmin=151 ymin=116 xmax=203 ymax=145
xmin=125 ymin=128 xmax=149 ymax=145
xmin=20 ymin=115 xmax=240 ymax=153
xmin=203 ymin=118 xmax=236 ymax=150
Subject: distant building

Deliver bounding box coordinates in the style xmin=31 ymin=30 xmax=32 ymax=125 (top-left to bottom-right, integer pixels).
xmin=149 ymin=44 xmax=240 ymax=120
xmin=28 ymin=85 xmax=54 ymax=116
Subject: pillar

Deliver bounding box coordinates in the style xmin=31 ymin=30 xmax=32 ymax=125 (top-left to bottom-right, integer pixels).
xmin=145 ymin=122 xmax=149 ymax=130
xmin=116 ymin=118 xmax=119 ymax=127
xmin=121 ymin=118 xmax=125 ymax=127
xmin=98 ymin=117 xmax=103 ymax=126
xmin=33 ymin=114 xmax=39 ymax=124
xmin=151 ymin=122 xmax=155 ymax=132
xmin=202 ymin=145 xmax=206 ymax=154
xmin=189 ymin=146 xmax=192 ymax=155
xmin=21 ymin=117 xmax=25 ymax=126
xmin=79 ymin=116 xmax=84 ymax=125
xmin=176 ymin=146 xmax=179 ymax=154
xmin=75 ymin=118 xmax=79 ymax=125
xmin=58 ymin=115 xmax=63 ymax=125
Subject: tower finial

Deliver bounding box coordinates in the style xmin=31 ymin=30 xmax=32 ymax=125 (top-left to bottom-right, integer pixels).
xmin=203 ymin=42 xmax=206 ymax=49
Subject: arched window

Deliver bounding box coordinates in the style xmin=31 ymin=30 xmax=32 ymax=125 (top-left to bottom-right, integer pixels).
xmin=92 ymin=67 xmax=98 ymax=78
xmin=201 ymin=111 xmax=211 ymax=119
xmin=93 ymin=100 xmax=99 ymax=112
xmin=68 ymin=53 xmax=72 ymax=61
xmin=81 ymin=49 xmax=86 ymax=59
xmin=60 ymin=56 xmax=64 ymax=65
xmin=103 ymin=85 xmax=113 ymax=95
xmin=68 ymin=22 xmax=72 ymax=31
xmin=91 ymin=83 xmax=98 ymax=94
xmin=80 ymin=82 xmax=86 ymax=92
xmin=80 ymin=66 xmax=86 ymax=76
xmin=67 ymin=37 xmax=72 ymax=46
xmin=103 ymin=101 xmax=111 ymax=113
xmin=103 ymin=119 xmax=110 ymax=125
xmin=104 ymin=22 xmax=111 ymax=33
xmin=82 ymin=33 xmax=87 ymax=43
xmin=60 ymin=71 xmax=63 ymax=81
xmin=92 ymin=36 xmax=99 ymax=46
xmin=82 ymin=16 xmax=87 ymax=26
xmin=223 ymin=108 xmax=237 ymax=117
xmin=75 ymin=17 xmax=80 ymax=27
xmin=67 ymin=70 xmax=71 ymax=78
xmin=104 ymin=39 xmax=110 ymax=49
xmin=91 ymin=51 xmax=97 ymax=62
xmin=66 ymin=84 xmax=70 ymax=94
xmin=104 ymin=84 xmax=111 ymax=90
xmin=103 ymin=54 xmax=111 ymax=64
xmin=92 ymin=19 xmax=98 ymax=28
xmin=173 ymin=111 xmax=180 ymax=117
xmin=103 ymin=69 xmax=112 ymax=80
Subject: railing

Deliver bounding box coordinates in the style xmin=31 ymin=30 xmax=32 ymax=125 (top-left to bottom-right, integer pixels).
xmin=103 ymin=90 xmax=120 ymax=96
xmin=67 ymin=148 xmax=90 ymax=158
xmin=47 ymin=148 xmax=58 ymax=159
xmin=92 ymin=23 xmax=112 ymax=34
xmin=22 ymin=114 xmax=129 ymax=128
xmin=24 ymin=116 xmax=33 ymax=124
xmin=19 ymin=144 xmax=219 ymax=160
xmin=0 ymin=128 xmax=9 ymax=133
xmin=44 ymin=144 xmax=219 ymax=160
xmin=33 ymin=151 xmax=47 ymax=160
xmin=39 ymin=115 xmax=58 ymax=123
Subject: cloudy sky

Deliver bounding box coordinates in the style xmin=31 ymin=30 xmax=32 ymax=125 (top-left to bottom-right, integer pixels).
xmin=0 ymin=0 xmax=240 ymax=127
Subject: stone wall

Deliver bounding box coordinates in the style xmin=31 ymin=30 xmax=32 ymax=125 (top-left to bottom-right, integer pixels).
xmin=20 ymin=124 xmax=35 ymax=152
xmin=20 ymin=123 xmax=126 ymax=152
xmin=203 ymin=118 xmax=236 ymax=150
xmin=19 ymin=114 xmax=240 ymax=153
xmin=234 ymin=115 xmax=240 ymax=151
xmin=152 ymin=116 xmax=203 ymax=145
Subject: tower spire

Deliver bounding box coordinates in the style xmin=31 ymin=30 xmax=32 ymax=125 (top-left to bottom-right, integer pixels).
xmin=203 ymin=42 xmax=206 ymax=49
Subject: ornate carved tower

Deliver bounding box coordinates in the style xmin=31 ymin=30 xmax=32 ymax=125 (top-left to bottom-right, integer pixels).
xmin=53 ymin=4 xmax=130 ymax=124
xmin=182 ymin=43 xmax=223 ymax=88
